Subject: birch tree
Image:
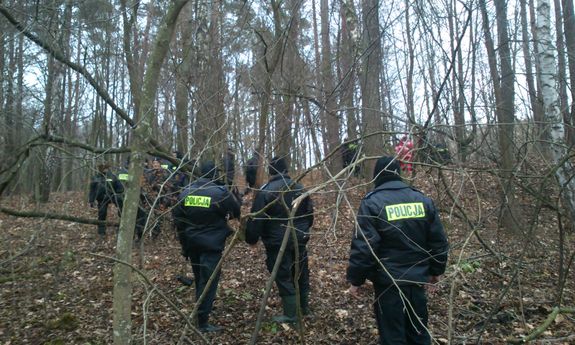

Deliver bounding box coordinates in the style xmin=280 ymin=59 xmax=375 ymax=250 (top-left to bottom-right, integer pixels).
xmin=537 ymin=0 xmax=575 ymax=224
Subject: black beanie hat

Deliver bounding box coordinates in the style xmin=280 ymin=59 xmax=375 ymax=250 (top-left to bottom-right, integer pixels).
xmin=373 ymin=156 xmax=401 ymax=187
xmin=268 ymin=156 xmax=288 ymax=176
xmin=200 ymin=160 xmax=218 ymax=179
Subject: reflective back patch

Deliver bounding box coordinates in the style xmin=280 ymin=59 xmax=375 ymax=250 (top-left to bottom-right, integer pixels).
xmin=161 ymin=164 xmax=169 ymax=169
xmin=184 ymin=195 xmax=211 ymax=208
xmin=385 ymin=202 xmax=425 ymax=221
xmin=118 ymin=174 xmax=130 ymax=181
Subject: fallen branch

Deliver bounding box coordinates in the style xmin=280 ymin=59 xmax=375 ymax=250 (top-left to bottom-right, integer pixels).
xmin=0 ymin=207 xmax=117 ymax=226
xmin=506 ymin=307 xmax=575 ymax=344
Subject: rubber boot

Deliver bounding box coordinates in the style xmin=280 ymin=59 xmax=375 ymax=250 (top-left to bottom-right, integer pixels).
xmin=272 ymin=295 xmax=297 ymax=323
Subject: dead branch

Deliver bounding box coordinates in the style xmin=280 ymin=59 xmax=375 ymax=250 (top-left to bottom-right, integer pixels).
xmin=506 ymin=307 xmax=575 ymax=344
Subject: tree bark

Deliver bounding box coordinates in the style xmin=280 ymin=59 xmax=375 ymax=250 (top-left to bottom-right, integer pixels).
xmin=113 ymin=2 xmax=189 ymax=344
xmin=320 ymin=0 xmax=341 ymax=173
xmin=359 ymin=0 xmax=384 ymax=180
xmin=521 ymin=0 xmax=544 ymax=139
xmin=537 ymin=0 xmax=575 ymax=227
xmin=562 ymin=0 xmax=575 ymax=144
xmin=339 ymin=0 xmax=359 ymax=141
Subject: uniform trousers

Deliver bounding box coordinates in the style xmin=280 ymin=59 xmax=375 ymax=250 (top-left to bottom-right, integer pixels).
xmin=373 ymin=284 xmax=430 ymax=345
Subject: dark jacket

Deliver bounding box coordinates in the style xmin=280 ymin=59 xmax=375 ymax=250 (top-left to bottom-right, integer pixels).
xmin=347 ymin=180 xmax=448 ymax=287
xmin=246 ymin=174 xmax=314 ymax=248
xmin=173 ymin=178 xmax=241 ymax=253
xmin=88 ymin=171 xmax=123 ymax=203
xmin=245 ymin=156 xmax=258 ymax=187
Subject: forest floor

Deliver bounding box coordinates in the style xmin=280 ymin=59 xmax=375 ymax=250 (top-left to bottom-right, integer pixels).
xmin=1 ymin=168 xmax=574 ymax=345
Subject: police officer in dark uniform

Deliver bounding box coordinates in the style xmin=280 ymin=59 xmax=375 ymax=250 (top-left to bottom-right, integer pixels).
xmin=114 ymin=159 xmax=150 ymax=242
xmin=141 ymin=158 xmax=176 ymax=238
xmin=346 ymin=156 xmax=449 ymax=345
xmin=342 ymin=138 xmax=360 ymax=176
xmin=222 ymin=148 xmax=235 ymax=188
xmin=88 ymin=163 xmax=124 ymax=237
xmin=244 ymin=153 xmax=258 ymax=192
xmin=246 ymin=156 xmax=314 ymax=323
xmin=172 ymin=161 xmax=241 ymax=332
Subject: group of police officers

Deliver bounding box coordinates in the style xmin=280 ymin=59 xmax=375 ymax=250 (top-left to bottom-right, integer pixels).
xmin=88 ymin=152 xmax=448 ymax=344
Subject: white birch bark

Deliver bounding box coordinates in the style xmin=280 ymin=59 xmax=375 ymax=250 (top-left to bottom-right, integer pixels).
xmin=537 ymin=0 xmax=575 ymax=222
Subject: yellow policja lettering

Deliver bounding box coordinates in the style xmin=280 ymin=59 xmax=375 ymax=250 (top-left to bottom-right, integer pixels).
xmin=185 ymin=195 xmax=212 ymax=208
xmin=385 ymin=202 xmax=426 ymax=221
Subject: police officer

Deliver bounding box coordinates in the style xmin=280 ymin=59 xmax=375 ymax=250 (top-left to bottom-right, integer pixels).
xmin=346 ymin=156 xmax=449 ymax=345
xmin=246 ymin=156 xmax=314 ymax=323
xmin=342 ymin=138 xmax=360 ymax=176
xmin=115 ymin=159 xmax=150 ymax=243
xmin=222 ymin=148 xmax=235 ymax=188
xmin=88 ymin=163 xmax=124 ymax=238
xmin=244 ymin=153 xmax=258 ymax=192
xmin=172 ymin=161 xmax=241 ymax=332
xmin=141 ymin=158 xmax=176 ymax=238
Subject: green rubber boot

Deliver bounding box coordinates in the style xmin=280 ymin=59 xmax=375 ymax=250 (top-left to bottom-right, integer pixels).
xmin=272 ymin=295 xmax=297 ymax=323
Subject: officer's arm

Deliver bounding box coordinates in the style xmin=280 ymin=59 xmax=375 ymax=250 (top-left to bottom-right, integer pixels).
xmin=245 ymin=191 xmax=266 ymax=245
xmin=427 ymin=202 xmax=449 ymax=276
xmin=347 ymin=199 xmax=381 ymax=286
xmin=301 ymin=194 xmax=314 ymax=228
xmin=218 ymin=190 xmax=241 ymax=220
xmin=171 ymin=202 xmax=186 ymax=230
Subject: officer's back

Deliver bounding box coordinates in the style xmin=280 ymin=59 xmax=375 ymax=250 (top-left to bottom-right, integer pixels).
xmin=173 ymin=161 xmax=240 ymax=252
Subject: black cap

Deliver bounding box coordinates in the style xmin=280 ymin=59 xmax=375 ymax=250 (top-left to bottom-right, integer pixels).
xmin=268 ymin=156 xmax=288 ymax=176
xmin=373 ymin=156 xmax=401 ymax=187
xmin=200 ymin=160 xmax=218 ymax=179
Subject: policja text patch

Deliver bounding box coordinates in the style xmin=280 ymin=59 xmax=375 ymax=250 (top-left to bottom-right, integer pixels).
xmin=184 ymin=195 xmax=212 ymax=208
xmin=385 ymin=202 xmax=425 ymax=221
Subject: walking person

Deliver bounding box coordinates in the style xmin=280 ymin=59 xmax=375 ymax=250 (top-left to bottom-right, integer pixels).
xmin=246 ymin=156 xmax=314 ymax=323
xmin=88 ymin=163 xmax=124 ymax=239
xmin=347 ymin=156 xmax=449 ymax=345
xmin=173 ymin=161 xmax=241 ymax=332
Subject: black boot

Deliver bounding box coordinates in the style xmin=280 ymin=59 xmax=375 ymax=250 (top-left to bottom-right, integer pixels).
xmin=272 ymin=295 xmax=297 ymax=323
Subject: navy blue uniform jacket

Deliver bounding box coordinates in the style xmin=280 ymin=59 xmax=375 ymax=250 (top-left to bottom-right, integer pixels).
xmin=347 ymin=180 xmax=448 ymax=286
xmin=245 ymin=174 xmax=314 ymax=247
xmin=173 ymin=178 xmax=241 ymax=253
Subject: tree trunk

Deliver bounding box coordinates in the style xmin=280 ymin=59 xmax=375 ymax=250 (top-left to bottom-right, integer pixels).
xmin=480 ymin=0 xmax=519 ymax=234
xmin=340 ymin=0 xmax=359 ymax=141
xmin=494 ymin=0 xmax=519 ymax=233
xmin=254 ymin=0 xmax=284 ymax=187
xmin=537 ymin=0 xmax=575 ymax=226
xmin=359 ymin=0 xmax=383 ymax=180
xmin=521 ymin=0 xmax=544 ymax=140
xmin=562 ymin=0 xmax=575 ymax=145
xmin=274 ymin=0 xmax=301 ymax=162
xmin=554 ymin=0 xmax=571 ymax=144
xmin=320 ymin=0 xmax=341 ymax=173
xmin=174 ymin=3 xmax=192 ymax=154
xmin=113 ymin=2 xmax=189 ymax=344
